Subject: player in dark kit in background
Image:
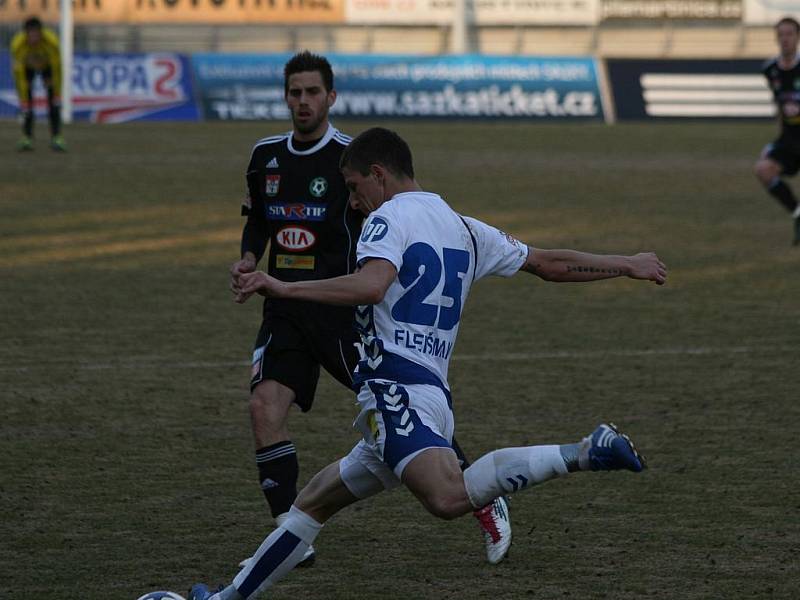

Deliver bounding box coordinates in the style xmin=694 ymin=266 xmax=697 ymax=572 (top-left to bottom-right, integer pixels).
xmin=755 ymin=16 xmax=800 ymax=245
xmin=229 ymin=51 xmax=512 ymax=568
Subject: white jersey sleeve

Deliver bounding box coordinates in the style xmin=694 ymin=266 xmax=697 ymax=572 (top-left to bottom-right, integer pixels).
xmin=356 ymin=204 xmax=407 ymax=270
xmin=461 ymin=215 xmax=529 ymax=280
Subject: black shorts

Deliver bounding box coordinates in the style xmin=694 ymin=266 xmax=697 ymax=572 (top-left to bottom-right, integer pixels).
xmin=249 ymin=303 xmax=360 ymax=412
xmin=765 ymin=135 xmax=800 ymax=176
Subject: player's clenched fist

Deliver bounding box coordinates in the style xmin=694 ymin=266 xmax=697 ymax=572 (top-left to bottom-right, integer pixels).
xmin=230 ymin=255 xmax=256 ymax=294
xmin=238 ymin=271 xmax=287 ymax=301
xmin=628 ymin=252 xmax=667 ymax=285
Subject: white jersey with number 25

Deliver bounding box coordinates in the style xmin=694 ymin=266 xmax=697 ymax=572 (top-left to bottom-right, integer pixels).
xmin=354 ymin=191 xmax=529 ymax=390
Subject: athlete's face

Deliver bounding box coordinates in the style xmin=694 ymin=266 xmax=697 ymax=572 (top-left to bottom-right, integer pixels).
xmin=25 ymin=27 xmax=42 ymax=45
xmin=285 ymin=71 xmax=335 ymax=140
xmin=777 ymin=23 xmax=799 ymax=57
xmin=342 ymin=166 xmax=386 ymax=216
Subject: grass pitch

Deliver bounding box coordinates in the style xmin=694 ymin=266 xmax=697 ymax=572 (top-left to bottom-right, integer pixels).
xmin=1 ymin=119 xmax=798 ymax=599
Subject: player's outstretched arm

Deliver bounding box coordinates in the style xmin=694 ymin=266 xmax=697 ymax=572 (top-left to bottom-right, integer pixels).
xmin=236 ymin=258 xmax=397 ymax=305
xmin=522 ymin=248 xmax=667 ymax=285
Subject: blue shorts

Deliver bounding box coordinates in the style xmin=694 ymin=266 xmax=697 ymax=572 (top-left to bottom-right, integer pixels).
xmin=339 ymin=381 xmax=455 ymax=496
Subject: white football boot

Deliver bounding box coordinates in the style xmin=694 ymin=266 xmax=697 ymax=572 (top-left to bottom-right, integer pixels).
xmin=473 ymin=496 xmax=512 ymax=564
xmin=238 ymin=511 xmax=316 ymax=568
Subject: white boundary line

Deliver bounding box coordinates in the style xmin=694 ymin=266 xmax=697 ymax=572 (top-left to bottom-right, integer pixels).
xmin=0 ymin=344 xmax=792 ymax=372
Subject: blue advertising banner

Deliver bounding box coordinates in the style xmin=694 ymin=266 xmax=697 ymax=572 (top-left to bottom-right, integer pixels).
xmin=0 ymin=51 xmax=200 ymax=122
xmin=192 ymin=53 xmax=605 ymax=121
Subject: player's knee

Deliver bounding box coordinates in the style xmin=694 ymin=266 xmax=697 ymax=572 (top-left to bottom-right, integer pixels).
xmin=423 ymin=491 xmax=466 ymax=521
xmin=754 ymin=160 xmax=777 ymax=183
xmin=248 ymin=392 xmax=286 ymax=429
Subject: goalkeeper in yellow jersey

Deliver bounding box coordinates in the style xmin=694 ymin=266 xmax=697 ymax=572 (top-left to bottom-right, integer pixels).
xmin=10 ymin=17 xmax=66 ymax=152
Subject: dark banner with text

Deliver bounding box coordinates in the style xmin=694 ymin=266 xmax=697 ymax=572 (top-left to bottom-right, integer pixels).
xmin=607 ymin=59 xmax=773 ymax=120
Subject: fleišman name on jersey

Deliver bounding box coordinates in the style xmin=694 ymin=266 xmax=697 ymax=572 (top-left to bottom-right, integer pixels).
xmin=393 ymin=329 xmax=454 ymax=359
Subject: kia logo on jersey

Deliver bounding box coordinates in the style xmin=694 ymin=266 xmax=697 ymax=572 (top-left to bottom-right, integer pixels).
xmin=276 ymin=226 xmax=316 ymax=251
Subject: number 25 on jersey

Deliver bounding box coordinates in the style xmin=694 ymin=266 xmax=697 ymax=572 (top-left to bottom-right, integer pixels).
xmin=391 ymin=242 xmax=470 ymax=331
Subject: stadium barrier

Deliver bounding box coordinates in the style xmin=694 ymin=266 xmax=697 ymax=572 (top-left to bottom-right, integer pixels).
xmin=0 ymin=52 xmax=775 ymax=123
xmin=0 ymin=52 xmax=606 ymax=122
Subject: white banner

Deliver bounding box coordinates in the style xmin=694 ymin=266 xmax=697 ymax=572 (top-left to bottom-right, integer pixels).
xmin=345 ymin=0 xmax=600 ymax=25
xmin=743 ymin=0 xmax=800 ymax=25
xmin=345 ymin=0 xmax=451 ymax=24
xmin=477 ymin=0 xmax=600 ymax=24
xmin=601 ymin=0 xmax=741 ymax=19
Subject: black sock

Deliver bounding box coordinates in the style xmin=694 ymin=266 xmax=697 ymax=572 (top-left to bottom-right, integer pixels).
xmin=23 ymin=110 xmax=33 ymax=138
xmin=48 ymin=97 xmax=61 ymax=137
xmin=255 ymin=441 xmax=299 ymax=518
xmin=451 ymin=436 xmax=471 ymax=470
xmin=768 ymin=178 xmax=799 ymax=213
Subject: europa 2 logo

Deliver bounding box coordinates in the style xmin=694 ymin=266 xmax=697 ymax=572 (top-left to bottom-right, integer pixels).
xmin=0 ymin=53 xmax=199 ymax=123
xmin=69 ymin=54 xmax=194 ymax=123
xmin=0 ymin=52 xmax=200 ymax=123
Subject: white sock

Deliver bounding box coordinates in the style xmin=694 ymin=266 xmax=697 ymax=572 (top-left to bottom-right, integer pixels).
xmin=793 ymin=205 xmax=800 ymax=219
xmin=463 ymin=445 xmax=568 ymax=509
xmin=231 ymin=505 xmax=322 ymax=599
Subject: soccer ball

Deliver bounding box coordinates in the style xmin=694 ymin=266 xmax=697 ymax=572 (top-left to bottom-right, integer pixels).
xmin=136 ymin=592 xmax=186 ymax=600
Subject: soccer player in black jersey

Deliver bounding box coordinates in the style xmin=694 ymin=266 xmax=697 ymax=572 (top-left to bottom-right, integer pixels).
xmin=229 ymin=52 xmax=511 ymax=567
xmin=755 ymin=16 xmax=800 ymax=245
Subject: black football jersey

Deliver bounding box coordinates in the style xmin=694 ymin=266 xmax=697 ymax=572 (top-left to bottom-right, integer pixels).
xmin=763 ymin=56 xmax=800 ymax=137
xmin=242 ymin=125 xmax=363 ymax=284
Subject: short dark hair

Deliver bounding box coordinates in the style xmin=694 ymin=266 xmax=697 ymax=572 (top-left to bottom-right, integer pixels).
xmin=284 ymin=51 xmax=334 ymax=95
xmin=776 ymin=16 xmax=800 ymax=32
xmin=340 ymin=127 xmax=415 ymax=180
xmin=23 ymin=16 xmax=42 ymax=31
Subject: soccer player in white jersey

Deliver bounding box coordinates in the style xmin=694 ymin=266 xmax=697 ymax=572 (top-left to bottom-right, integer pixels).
xmin=188 ymin=128 xmax=667 ymax=600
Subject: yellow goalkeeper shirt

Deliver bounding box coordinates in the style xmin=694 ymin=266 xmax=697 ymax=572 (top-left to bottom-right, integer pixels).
xmin=10 ymin=28 xmax=62 ymax=100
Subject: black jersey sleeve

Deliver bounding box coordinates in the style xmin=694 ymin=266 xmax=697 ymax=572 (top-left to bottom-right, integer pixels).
xmin=241 ymin=216 xmax=268 ymax=261
xmin=243 ymin=168 xmax=260 ymax=217
xmin=241 ymin=168 xmax=268 ymax=260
